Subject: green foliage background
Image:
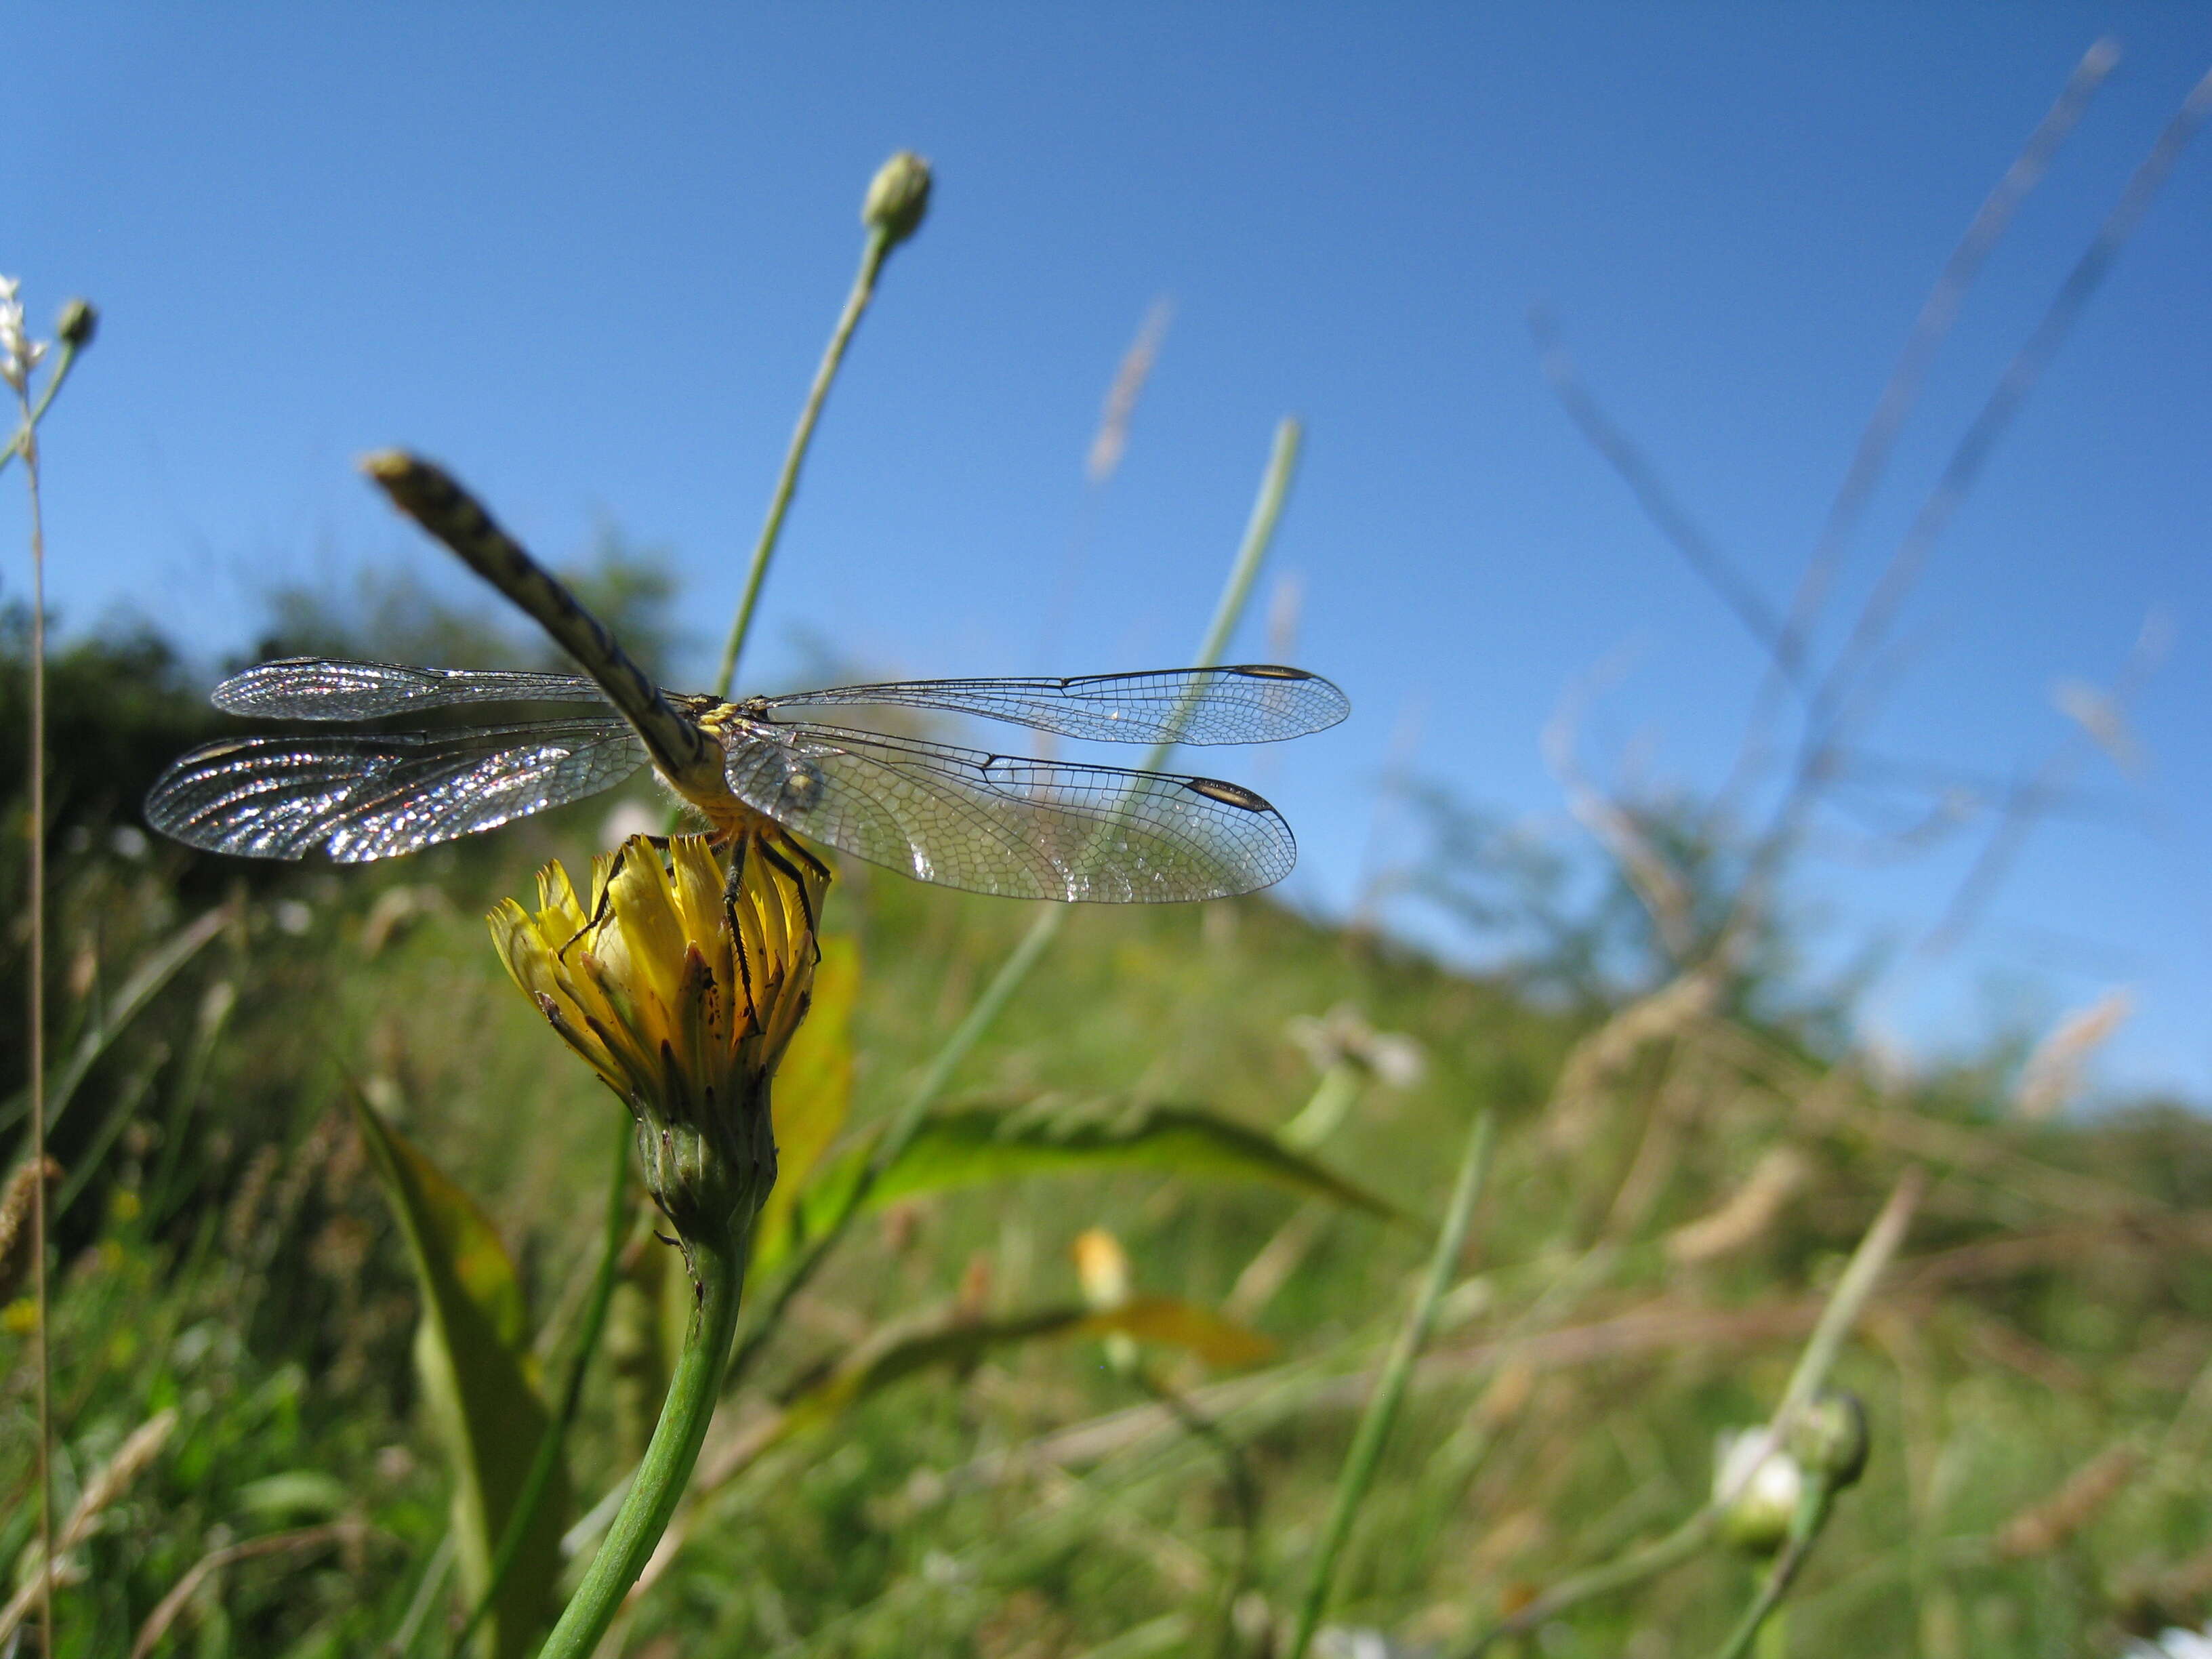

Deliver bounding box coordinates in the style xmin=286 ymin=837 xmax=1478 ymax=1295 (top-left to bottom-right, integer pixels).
xmin=7 ymin=586 xmax=2212 ymax=1658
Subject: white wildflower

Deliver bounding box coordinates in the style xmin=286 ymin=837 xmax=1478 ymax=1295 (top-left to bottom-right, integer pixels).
xmin=0 ymin=275 xmax=47 ymax=395
xmin=2127 ymin=1633 xmax=2212 ymax=1659
xmin=1286 ymin=1004 xmax=1427 ymax=1089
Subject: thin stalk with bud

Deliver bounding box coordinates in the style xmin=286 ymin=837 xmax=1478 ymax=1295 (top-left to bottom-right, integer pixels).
xmin=491 ymin=831 xmax=827 ymax=1656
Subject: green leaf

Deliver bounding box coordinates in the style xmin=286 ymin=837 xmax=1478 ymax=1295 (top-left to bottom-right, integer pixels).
xmin=348 ymin=1092 xmax=567 ymax=1659
xmin=756 ymin=1098 xmax=1404 ymax=1278
xmin=752 ymin=934 xmax=859 ymax=1285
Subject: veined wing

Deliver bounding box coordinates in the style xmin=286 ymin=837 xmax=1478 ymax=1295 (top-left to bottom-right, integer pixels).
xmin=212 ymin=657 xmax=609 ymax=720
xmin=762 ymin=665 xmax=1349 ymax=747
xmin=723 ymin=722 xmax=1295 ymax=903
xmin=145 ymin=717 xmax=646 ymax=863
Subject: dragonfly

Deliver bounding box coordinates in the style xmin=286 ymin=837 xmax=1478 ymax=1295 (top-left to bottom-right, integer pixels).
xmin=144 ymin=655 xmax=1351 ymax=903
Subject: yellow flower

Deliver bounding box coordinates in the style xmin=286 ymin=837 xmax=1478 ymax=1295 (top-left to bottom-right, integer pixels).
xmin=489 ymin=832 xmax=827 ymax=1239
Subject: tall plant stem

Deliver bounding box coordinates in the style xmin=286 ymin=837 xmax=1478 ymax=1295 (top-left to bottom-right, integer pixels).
xmin=536 ymin=1214 xmax=747 ymax=1659
xmin=725 ymin=417 xmax=1304 ymax=1390
xmin=1286 ymin=1109 xmax=1494 ymax=1659
xmin=16 ymin=382 xmax=54 ymax=1657
xmin=0 ymin=333 xmax=87 ymax=476
xmin=712 ymin=226 xmax=895 ymax=700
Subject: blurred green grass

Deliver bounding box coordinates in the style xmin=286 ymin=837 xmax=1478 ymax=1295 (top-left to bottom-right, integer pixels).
xmin=7 ymin=609 xmax=2212 ymax=1658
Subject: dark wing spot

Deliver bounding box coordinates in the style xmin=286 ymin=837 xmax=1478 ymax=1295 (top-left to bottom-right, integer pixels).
xmin=1230 ymin=664 xmax=1314 ymax=680
xmin=775 ymin=754 xmax=829 ymax=818
xmin=1184 ymin=777 xmax=1273 ymax=812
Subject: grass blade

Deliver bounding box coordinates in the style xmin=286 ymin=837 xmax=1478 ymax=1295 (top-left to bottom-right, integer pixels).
xmin=726 ymin=417 xmax=1307 ymax=1388
xmin=1287 ymin=1109 xmax=1495 ymax=1659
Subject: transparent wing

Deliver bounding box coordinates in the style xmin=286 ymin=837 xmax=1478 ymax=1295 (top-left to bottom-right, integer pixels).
xmin=724 ymin=722 xmax=1295 ymax=902
xmin=762 ymin=665 xmax=1349 ymax=746
xmin=211 ymin=657 xmax=609 ymax=720
xmin=145 ymin=717 xmax=646 ymax=863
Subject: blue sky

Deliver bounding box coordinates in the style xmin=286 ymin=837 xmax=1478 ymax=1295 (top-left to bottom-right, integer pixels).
xmin=12 ymin=6 xmax=2212 ymax=1101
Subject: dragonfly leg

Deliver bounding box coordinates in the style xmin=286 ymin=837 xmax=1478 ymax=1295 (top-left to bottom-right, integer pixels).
xmin=720 ymin=832 xmax=762 ymax=1029
xmin=754 ymin=832 xmax=825 ymax=960
xmin=776 ymin=827 xmax=834 ymax=889
xmin=724 ymin=889 xmax=760 ymax=1031
xmin=560 ymin=834 xmax=672 ymax=959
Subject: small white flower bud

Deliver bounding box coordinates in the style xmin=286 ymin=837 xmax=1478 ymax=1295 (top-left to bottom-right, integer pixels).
xmin=1714 ymin=1428 xmax=1803 ymax=1555
xmin=863 ymin=151 xmax=933 ymax=249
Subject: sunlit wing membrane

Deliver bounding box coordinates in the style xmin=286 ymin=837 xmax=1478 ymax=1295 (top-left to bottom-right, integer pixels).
xmin=722 ymin=722 xmax=1296 ymax=902
xmin=763 ymin=664 xmax=1349 ymax=747
xmin=144 ymin=718 xmax=646 ymax=862
xmin=212 ymin=657 xmax=609 ymax=720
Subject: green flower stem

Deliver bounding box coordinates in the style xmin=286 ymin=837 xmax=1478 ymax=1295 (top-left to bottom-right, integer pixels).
xmin=722 ymin=418 xmax=1305 ymax=1393
xmin=1286 ymin=1109 xmax=1495 ymax=1659
xmin=712 ymin=225 xmax=895 ymax=700
xmin=537 ymin=1212 xmax=747 ymax=1659
xmin=0 ymin=332 xmax=89 ymax=476
xmin=1708 ymin=1477 xmax=1841 ymax=1659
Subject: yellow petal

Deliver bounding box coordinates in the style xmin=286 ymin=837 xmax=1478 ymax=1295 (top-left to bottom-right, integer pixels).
xmin=607 ymin=838 xmax=688 ymax=1018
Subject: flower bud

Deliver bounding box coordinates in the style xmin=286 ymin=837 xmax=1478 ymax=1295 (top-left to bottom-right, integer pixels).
xmin=1714 ymin=1429 xmax=1803 ymax=1555
xmin=1072 ymin=1227 xmax=1139 ymax=1375
xmin=863 ymin=150 xmax=933 ymax=249
xmin=490 ymin=832 xmax=826 ymax=1245
xmin=56 ymin=298 xmax=97 ymax=350
xmin=1788 ymin=1390 xmax=1870 ymax=1489
xmin=1073 ymin=1228 xmax=1133 ymax=1311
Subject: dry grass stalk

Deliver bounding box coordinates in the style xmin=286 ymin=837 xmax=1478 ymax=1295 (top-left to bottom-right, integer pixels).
xmin=1666 ymin=1145 xmax=1813 ymax=1265
xmin=2014 ymin=988 xmax=2134 ymax=1121
xmin=1541 ymin=678 xmax=1698 ymax=964
xmin=0 ymin=1409 xmax=178 ymax=1643
xmin=1957 ymin=1310 xmax=2091 ymax=1394
xmin=129 ymin=1521 xmax=368 ymax=1659
xmin=951 ymin=1294 xmax=1832 ymax=1489
xmin=0 ymin=1155 xmax=61 ymax=1303
xmin=1849 ymin=1098 xmax=2156 ymax=1221
xmin=1543 ymin=968 xmax=1721 ymax=1152
xmin=1224 ymin=1203 xmax=1326 ymax=1322
xmin=1992 ymin=1442 xmax=2141 ymax=1559
xmin=1599 ymin=1044 xmax=1724 ymax=1240
xmin=1085 ymin=298 xmax=1173 ymax=486
xmin=1897 ymin=1215 xmax=2212 ymax=1296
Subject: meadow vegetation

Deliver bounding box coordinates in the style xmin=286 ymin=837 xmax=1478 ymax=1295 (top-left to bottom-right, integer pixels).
xmin=9 ymin=79 xmax=2212 ymax=1655
xmin=5 ymin=586 xmax=2212 ymax=1657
